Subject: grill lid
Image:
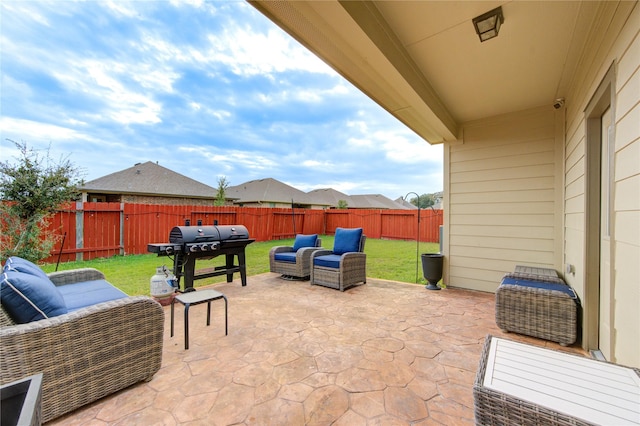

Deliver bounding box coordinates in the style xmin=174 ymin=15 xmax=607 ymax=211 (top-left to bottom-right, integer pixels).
xmin=169 ymin=225 xmax=250 ymax=244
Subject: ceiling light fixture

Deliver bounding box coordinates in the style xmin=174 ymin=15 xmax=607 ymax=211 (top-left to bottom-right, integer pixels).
xmin=472 ymin=6 xmax=504 ymax=42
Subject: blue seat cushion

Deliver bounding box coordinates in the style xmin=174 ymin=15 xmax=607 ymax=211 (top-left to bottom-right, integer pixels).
xmin=333 ymin=228 xmax=362 ymax=255
xmin=1 ymin=270 xmax=68 ymax=323
xmin=274 ymin=252 xmax=297 ymax=263
xmin=58 ymin=280 xmax=128 ymax=311
xmin=292 ymin=234 xmax=318 ymax=251
xmin=500 ymin=277 xmax=577 ymax=298
xmin=314 ymin=254 xmax=342 ymax=269
xmin=3 ymin=256 xmax=50 ymax=282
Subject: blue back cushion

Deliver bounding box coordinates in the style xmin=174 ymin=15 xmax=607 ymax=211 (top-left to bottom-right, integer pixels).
xmin=292 ymin=234 xmax=318 ymax=251
xmin=3 ymin=256 xmax=50 ymax=281
xmin=1 ymin=270 xmax=68 ymax=323
xmin=333 ymin=228 xmax=363 ymax=255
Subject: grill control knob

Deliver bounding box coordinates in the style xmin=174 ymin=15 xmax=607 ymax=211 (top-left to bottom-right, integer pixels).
xmin=165 ymin=246 xmax=174 ymax=255
xmin=190 ymin=245 xmax=199 ymax=252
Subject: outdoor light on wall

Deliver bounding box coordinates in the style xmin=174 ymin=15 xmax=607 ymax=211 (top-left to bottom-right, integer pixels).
xmin=472 ymin=6 xmax=504 ymax=42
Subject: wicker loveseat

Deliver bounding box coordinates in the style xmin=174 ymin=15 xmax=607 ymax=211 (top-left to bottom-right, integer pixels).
xmin=0 ymin=259 xmax=164 ymax=423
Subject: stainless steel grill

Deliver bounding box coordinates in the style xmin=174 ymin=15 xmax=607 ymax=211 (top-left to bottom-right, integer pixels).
xmin=148 ymin=225 xmax=254 ymax=292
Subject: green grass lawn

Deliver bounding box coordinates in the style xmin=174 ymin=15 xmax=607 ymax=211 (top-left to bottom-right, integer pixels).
xmin=39 ymin=236 xmax=440 ymax=295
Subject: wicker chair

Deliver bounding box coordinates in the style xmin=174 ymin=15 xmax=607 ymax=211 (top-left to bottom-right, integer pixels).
xmin=0 ymin=268 xmax=164 ymax=423
xmin=311 ymin=228 xmax=366 ymax=291
xmin=269 ymin=235 xmax=322 ymax=280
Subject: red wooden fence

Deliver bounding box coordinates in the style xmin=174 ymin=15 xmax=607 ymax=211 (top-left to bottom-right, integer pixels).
xmin=43 ymin=203 xmax=443 ymax=263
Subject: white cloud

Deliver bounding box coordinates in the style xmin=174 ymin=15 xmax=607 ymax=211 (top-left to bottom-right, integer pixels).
xmin=48 ymin=59 xmax=165 ymax=125
xmin=188 ymin=103 xmax=231 ymax=121
xmin=378 ymin=131 xmax=442 ymax=164
xmin=0 ymin=117 xmax=86 ymax=141
xmin=132 ymin=66 xmax=179 ymax=94
xmin=178 ymin=146 xmax=278 ymax=172
xmin=302 ymin=159 xmax=333 ymax=169
xmin=0 ymin=1 xmax=444 ymax=198
xmin=103 ymin=1 xmax=140 ymax=18
xmin=346 ymin=120 xmax=369 ymax=133
xmin=209 ymin=110 xmax=231 ymax=121
xmin=169 ymin=0 xmax=205 ymax=8
xmin=346 ymin=137 xmax=375 ymax=149
xmin=0 ymin=2 xmax=50 ymax=27
xmin=205 ymin=26 xmax=334 ymax=77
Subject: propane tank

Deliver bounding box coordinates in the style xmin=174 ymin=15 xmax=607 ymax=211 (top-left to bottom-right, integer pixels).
xmin=150 ymin=265 xmax=177 ymax=298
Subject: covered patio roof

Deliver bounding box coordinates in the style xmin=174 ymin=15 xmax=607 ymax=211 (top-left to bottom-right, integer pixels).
xmin=249 ymin=1 xmax=591 ymax=144
xmin=48 ymin=274 xmax=584 ymax=424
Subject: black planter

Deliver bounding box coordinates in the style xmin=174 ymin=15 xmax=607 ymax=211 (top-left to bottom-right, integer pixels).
xmin=421 ymin=253 xmax=443 ymax=290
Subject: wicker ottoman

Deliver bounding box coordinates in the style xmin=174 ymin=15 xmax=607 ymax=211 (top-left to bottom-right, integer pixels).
xmin=495 ymin=272 xmax=578 ymax=346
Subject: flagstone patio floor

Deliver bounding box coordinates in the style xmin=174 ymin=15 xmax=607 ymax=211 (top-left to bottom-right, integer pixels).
xmin=48 ymin=273 xmax=585 ymax=425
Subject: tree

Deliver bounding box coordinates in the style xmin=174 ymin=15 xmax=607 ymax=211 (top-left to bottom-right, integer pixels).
xmin=410 ymin=193 xmax=437 ymax=209
xmin=0 ymin=140 xmax=83 ymax=261
xmin=337 ymin=199 xmax=349 ymax=209
xmin=214 ymin=176 xmax=229 ymax=206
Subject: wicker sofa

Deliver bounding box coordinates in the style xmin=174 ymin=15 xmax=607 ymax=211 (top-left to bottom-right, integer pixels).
xmin=1 ymin=260 xmax=164 ymax=423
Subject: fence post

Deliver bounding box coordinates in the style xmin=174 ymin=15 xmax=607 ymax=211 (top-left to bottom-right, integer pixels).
xmin=75 ymin=201 xmax=84 ymax=261
xmin=119 ymin=203 xmax=125 ymax=255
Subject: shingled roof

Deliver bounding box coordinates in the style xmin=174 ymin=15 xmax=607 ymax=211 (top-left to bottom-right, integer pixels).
xmin=307 ymin=188 xmax=352 ymax=207
xmin=349 ymin=194 xmax=407 ymax=209
xmin=225 ymin=178 xmax=417 ymax=209
xmin=80 ymin=161 xmax=218 ymax=198
xmin=227 ymin=178 xmax=318 ymax=206
xmin=395 ymin=197 xmax=418 ymax=209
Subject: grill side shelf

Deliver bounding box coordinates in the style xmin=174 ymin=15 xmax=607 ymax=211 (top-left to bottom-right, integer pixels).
xmin=148 ymin=243 xmax=181 ymax=255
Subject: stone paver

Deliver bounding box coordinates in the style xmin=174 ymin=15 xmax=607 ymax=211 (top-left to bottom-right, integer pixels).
xmin=48 ymin=274 xmax=583 ymax=425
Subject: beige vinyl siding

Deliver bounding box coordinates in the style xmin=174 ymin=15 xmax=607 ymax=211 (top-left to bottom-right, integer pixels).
xmin=610 ymin=7 xmax=639 ymax=366
xmin=447 ymin=107 xmax=561 ymax=292
xmin=562 ymin=2 xmax=639 ymax=366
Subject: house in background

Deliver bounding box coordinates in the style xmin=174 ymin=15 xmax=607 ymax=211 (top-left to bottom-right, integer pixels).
xmin=394 ymin=192 xmax=443 ymax=210
xmin=349 ymin=194 xmax=407 ymax=209
xmin=81 ymin=166 xmax=422 ymax=209
xmin=230 ymin=179 xmax=411 ymax=209
xmin=309 ymin=187 xmax=409 ymax=209
xmin=307 ymin=188 xmax=352 ymax=208
xmin=79 ymin=161 xmax=223 ymax=206
xmin=226 ymin=178 xmax=329 ymax=209
xmin=250 ymin=1 xmax=640 ymax=367
xmin=395 ymin=197 xmax=418 ymax=210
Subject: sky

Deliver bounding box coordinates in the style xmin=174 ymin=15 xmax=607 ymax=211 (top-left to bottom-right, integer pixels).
xmin=0 ymin=0 xmax=443 ymax=201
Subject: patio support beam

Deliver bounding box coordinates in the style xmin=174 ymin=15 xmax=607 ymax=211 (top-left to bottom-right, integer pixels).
xmin=338 ymin=0 xmax=458 ymax=141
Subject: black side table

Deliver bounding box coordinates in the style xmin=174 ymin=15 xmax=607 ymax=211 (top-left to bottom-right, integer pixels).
xmin=171 ymin=289 xmax=228 ymax=349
